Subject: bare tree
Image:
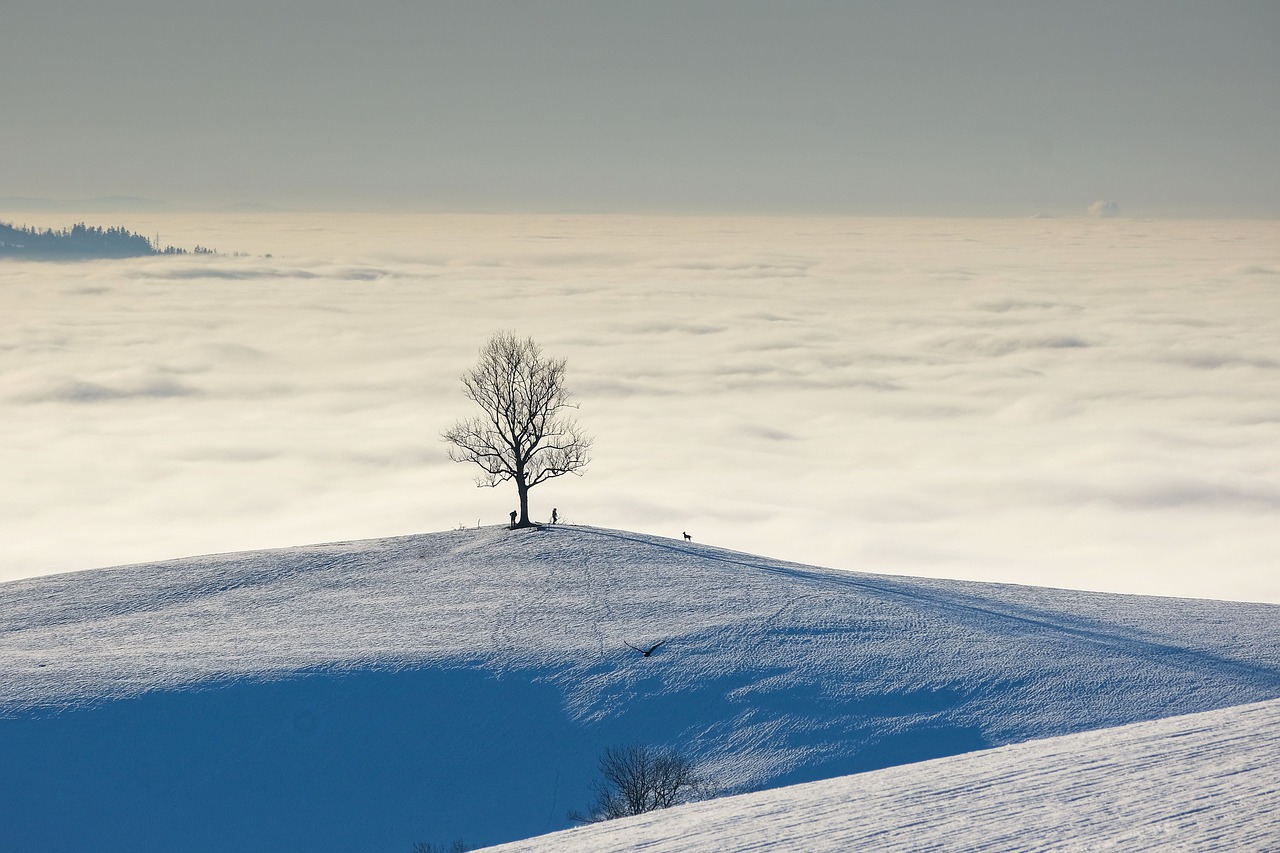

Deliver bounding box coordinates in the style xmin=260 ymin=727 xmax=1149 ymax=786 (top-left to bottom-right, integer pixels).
xmin=443 ymin=332 xmax=592 ymax=528
xmin=569 ymin=744 xmax=714 ymax=823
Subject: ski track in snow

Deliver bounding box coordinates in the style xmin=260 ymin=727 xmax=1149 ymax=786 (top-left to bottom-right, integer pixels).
xmin=487 ymin=698 xmax=1280 ymax=853
xmin=3 ymin=525 xmax=1279 ymax=851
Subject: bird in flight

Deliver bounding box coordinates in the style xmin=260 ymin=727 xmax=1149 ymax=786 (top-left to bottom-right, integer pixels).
xmin=624 ymin=639 xmax=668 ymax=657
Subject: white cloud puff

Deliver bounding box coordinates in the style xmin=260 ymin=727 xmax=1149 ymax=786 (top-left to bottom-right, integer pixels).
xmin=1088 ymin=200 xmax=1121 ymax=218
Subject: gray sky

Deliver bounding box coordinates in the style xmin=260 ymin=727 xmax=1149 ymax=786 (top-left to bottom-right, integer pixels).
xmin=4 ymin=1 xmax=1279 ymax=213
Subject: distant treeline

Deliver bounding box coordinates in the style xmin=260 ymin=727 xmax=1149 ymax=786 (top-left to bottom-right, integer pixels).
xmin=0 ymin=221 xmax=217 ymax=259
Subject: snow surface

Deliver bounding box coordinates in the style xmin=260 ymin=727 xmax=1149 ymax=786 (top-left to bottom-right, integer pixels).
xmin=487 ymin=698 xmax=1280 ymax=852
xmin=4 ymin=525 xmax=1279 ymax=851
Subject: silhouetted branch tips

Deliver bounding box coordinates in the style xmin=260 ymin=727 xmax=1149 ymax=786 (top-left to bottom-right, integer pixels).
xmin=569 ymin=744 xmax=715 ymax=823
xmin=411 ymin=841 xmax=474 ymax=853
xmin=442 ymin=332 xmax=592 ymax=528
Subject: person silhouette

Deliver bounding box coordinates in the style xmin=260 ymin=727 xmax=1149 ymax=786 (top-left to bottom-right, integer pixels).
xmin=509 ymin=510 xmax=517 ymax=528
xmin=551 ymin=508 xmax=558 ymax=524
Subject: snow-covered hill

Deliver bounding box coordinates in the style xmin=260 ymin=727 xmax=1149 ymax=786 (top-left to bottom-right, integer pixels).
xmin=487 ymin=698 xmax=1280 ymax=852
xmin=4 ymin=526 xmax=1279 ymax=852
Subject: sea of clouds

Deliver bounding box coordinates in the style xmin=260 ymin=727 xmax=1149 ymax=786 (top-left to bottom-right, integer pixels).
xmin=2 ymin=213 xmax=1277 ymax=602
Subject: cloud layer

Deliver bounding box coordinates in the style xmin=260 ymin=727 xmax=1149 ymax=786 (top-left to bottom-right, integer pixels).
xmin=2 ymin=212 xmax=1278 ymax=602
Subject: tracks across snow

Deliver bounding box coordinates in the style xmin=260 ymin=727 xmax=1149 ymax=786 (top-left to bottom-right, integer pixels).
xmin=3 ymin=525 xmax=1279 ymax=851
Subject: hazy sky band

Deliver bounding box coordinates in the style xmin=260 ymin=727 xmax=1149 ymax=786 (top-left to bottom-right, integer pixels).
xmin=3 ymin=1 xmax=1278 ymax=213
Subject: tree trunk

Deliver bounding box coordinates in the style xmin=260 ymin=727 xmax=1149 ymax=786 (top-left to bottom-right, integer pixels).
xmin=516 ymin=476 xmax=532 ymax=527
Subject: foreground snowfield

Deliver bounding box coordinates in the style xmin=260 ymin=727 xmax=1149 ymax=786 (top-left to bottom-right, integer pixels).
xmin=488 ymin=698 xmax=1280 ymax=852
xmin=4 ymin=525 xmax=1279 ymax=851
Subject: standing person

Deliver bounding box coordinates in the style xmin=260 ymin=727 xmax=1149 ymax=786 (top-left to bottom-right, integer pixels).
xmin=551 ymin=508 xmax=559 ymax=524
xmin=509 ymin=510 xmax=518 ymax=528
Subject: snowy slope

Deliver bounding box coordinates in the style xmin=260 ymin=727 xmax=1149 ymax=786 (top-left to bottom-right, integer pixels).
xmin=3 ymin=525 xmax=1280 ymax=852
xmin=486 ymin=698 xmax=1280 ymax=852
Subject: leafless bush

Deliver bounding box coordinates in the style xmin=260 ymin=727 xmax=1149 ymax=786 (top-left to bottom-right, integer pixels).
xmin=569 ymin=744 xmax=715 ymax=823
xmin=411 ymin=840 xmax=473 ymax=853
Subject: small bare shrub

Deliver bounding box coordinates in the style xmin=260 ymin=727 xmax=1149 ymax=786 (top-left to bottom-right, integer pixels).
xmin=570 ymin=743 xmax=715 ymax=823
xmin=411 ymin=840 xmax=473 ymax=853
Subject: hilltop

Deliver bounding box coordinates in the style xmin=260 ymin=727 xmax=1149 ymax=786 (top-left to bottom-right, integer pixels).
xmin=3 ymin=526 xmax=1279 ymax=851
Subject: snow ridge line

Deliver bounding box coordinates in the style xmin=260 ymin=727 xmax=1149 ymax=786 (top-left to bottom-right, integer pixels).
xmin=571 ymin=526 xmax=1280 ymax=692
xmin=484 ymin=698 xmax=1280 ymax=853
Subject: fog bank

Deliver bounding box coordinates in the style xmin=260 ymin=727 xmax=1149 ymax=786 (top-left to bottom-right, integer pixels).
xmin=3 ymin=213 xmax=1277 ymax=602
